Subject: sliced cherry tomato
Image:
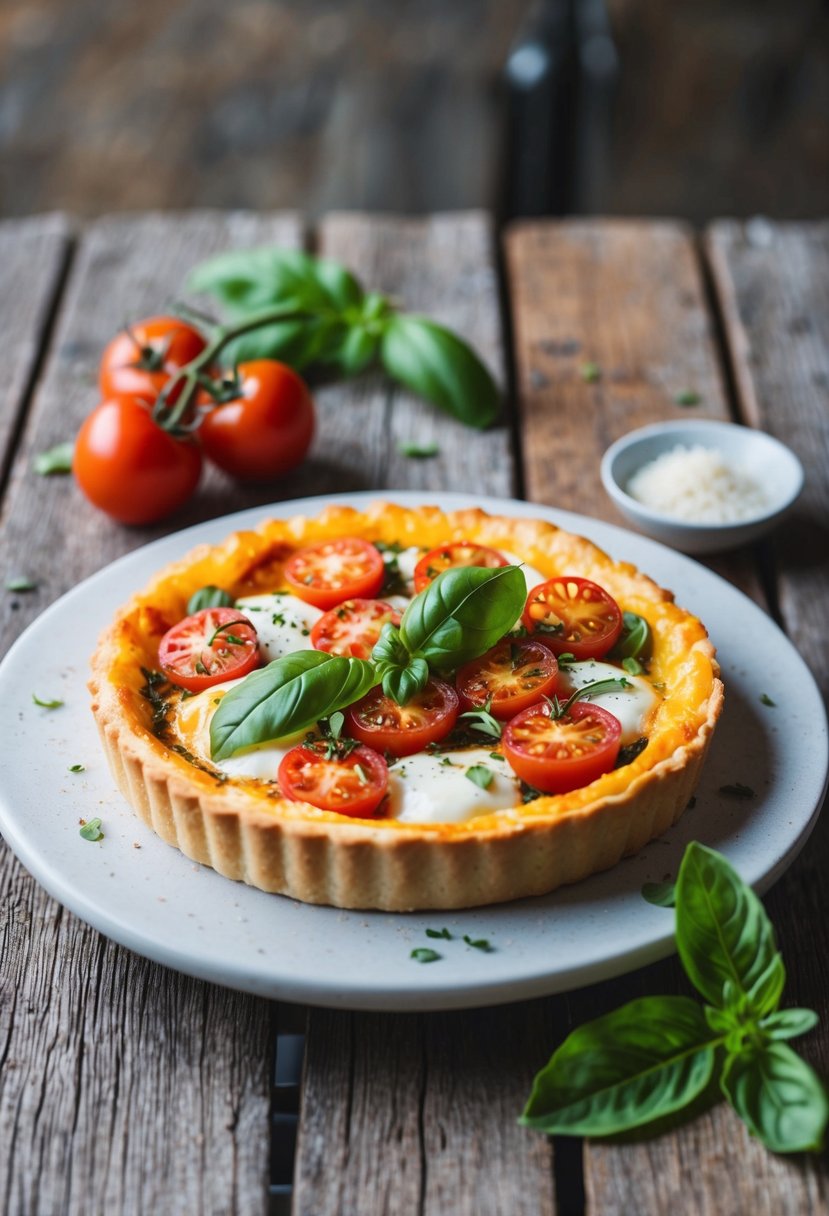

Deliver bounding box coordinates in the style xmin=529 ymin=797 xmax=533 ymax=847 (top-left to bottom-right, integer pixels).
xmin=99 ymin=316 xmax=206 ymax=404
xmin=503 ymin=700 xmax=622 ymax=794
xmin=73 ymin=396 xmax=202 ymax=525
xmin=345 ymin=677 xmax=460 ymax=757
xmin=522 ymin=576 xmax=623 ymax=660
xmin=158 ymin=607 xmax=259 ymax=693
xmin=456 ymin=638 xmax=559 ymax=720
xmin=413 ymin=542 xmax=509 ymax=593
xmin=278 ymin=743 xmax=388 ymax=818
xmin=198 ymin=361 xmax=315 ymax=481
xmin=310 ymin=598 xmax=401 ymax=660
xmin=284 ymin=538 xmax=385 ymax=610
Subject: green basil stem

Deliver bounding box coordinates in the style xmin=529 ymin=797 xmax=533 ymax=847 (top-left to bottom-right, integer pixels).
xmin=155 ymin=304 xmax=321 ymax=432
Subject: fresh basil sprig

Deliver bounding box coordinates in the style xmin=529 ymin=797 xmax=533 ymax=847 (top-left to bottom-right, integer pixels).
xmin=371 ymin=564 xmax=526 ymax=706
xmin=522 ymin=842 xmax=827 ymax=1153
xmin=210 ymin=652 xmax=376 ymax=761
xmin=186 ymin=248 xmax=499 ymax=428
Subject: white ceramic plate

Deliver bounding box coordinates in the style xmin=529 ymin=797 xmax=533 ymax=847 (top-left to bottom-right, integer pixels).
xmin=0 ymin=493 xmax=826 ymax=1012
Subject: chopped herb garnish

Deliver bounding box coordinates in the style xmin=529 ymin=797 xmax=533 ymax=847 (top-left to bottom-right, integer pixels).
xmin=33 ymin=441 xmax=73 ymax=476
xmin=489 ymin=751 xmax=504 ymax=761
xmin=719 ymin=782 xmax=755 ymax=799
xmin=426 ymin=927 xmax=453 ymax=940
xmin=675 ymin=389 xmax=701 ymax=407
xmin=79 ymin=818 xmax=103 ymax=841
xmin=556 ymin=652 xmax=575 ymax=666
xmin=615 ymin=737 xmax=648 ymax=768
xmin=207 ymin=618 xmax=253 ymax=647
xmin=466 ymin=765 xmax=494 ymax=790
xmin=622 ymin=657 xmax=644 ymax=676
xmin=139 ymin=668 xmax=175 ymax=735
xmin=760 ymin=693 xmax=776 ymax=707
xmin=463 ymin=935 xmax=493 ymax=952
xmin=6 ymin=577 xmax=37 ymax=593
xmin=32 ymin=694 xmax=63 ymax=709
xmin=399 ymin=441 xmax=439 ymax=459
xmin=68 ymin=763 xmax=85 ymax=773
xmin=458 ymin=698 xmax=502 ymax=740
xmin=580 ymin=361 xmax=601 ymax=383
xmin=411 ymin=948 xmax=441 ymax=964
xmin=521 ymin=782 xmax=544 ymax=804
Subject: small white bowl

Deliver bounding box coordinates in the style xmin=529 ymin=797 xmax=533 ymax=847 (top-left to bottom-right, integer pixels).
xmin=600 ymin=420 xmax=804 ymax=554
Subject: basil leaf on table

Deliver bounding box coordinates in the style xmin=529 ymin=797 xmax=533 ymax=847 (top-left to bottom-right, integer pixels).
xmin=380 ymin=314 xmax=499 ymax=429
xmin=400 ymin=564 xmax=526 ymax=670
xmin=676 ymin=842 xmax=785 ymax=1015
xmin=187 ymin=248 xmax=363 ymax=314
xmin=521 ymin=996 xmax=717 ymax=1136
xmin=210 ymin=652 xmax=376 ymax=761
xmin=720 ymin=1044 xmax=828 ymax=1153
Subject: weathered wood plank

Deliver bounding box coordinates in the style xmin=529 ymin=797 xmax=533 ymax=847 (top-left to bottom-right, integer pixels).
xmin=0 ymin=211 xmax=305 ymax=1216
xmin=504 ymin=218 xmax=829 ymax=1214
xmin=0 ymin=213 xmax=71 ymax=475
xmin=293 ymin=212 xmax=556 ymax=1216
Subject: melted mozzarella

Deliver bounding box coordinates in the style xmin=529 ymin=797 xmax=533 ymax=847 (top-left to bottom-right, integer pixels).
xmin=557 ymin=660 xmax=660 ymax=744
xmin=236 ymin=594 xmax=322 ymax=662
xmin=389 ymin=748 xmax=519 ymax=824
xmin=498 ymin=550 xmax=548 ymax=595
xmin=394 ymin=546 xmax=424 ymax=590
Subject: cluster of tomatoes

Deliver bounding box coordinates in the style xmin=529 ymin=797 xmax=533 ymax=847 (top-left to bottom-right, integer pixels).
xmin=73 ymin=316 xmax=315 ymax=525
xmin=157 ymin=539 xmax=629 ymax=817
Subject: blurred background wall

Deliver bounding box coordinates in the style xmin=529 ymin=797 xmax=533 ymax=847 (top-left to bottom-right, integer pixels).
xmin=0 ymin=0 xmax=826 ymax=222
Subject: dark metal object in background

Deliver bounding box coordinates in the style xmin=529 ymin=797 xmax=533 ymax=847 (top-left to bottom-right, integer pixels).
xmin=502 ymin=0 xmax=618 ymax=218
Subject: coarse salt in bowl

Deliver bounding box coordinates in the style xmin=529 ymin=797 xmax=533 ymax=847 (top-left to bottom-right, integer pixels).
xmin=601 ymin=420 xmax=804 ymax=554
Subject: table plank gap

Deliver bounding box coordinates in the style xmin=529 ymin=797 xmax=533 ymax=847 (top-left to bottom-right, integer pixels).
xmin=293 ymin=210 xmax=555 ymax=1216
xmin=0 ymin=210 xmax=309 ymax=1216
xmin=0 ymin=214 xmax=74 ymax=504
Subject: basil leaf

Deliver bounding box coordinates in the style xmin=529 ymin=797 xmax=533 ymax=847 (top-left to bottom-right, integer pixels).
xmin=676 ymin=842 xmax=785 ymax=1015
xmin=188 ymin=248 xmax=358 ymax=314
xmin=34 ymin=442 xmax=74 ymax=476
xmin=400 ymin=565 xmax=526 ymax=670
xmin=381 ymin=658 xmax=429 ymax=706
xmin=186 ymin=585 xmax=234 ymax=614
xmin=371 ymin=622 xmax=410 ymax=672
xmin=641 ymin=880 xmax=676 ymax=908
xmin=221 ymin=317 xmax=338 ymax=370
xmin=465 ymin=765 xmax=493 ymax=789
xmin=720 ymin=1044 xmax=828 ymax=1153
xmin=79 ymin=818 xmax=104 ymax=842
xmin=411 ymin=948 xmax=441 ymax=964
xmin=759 ymin=1009 xmax=820 ymax=1042
xmin=609 ymin=611 xmax=652 ymax=662
xmin=381 ymin=314 xmax=499 ymax=429
xmin=210 ymin=651 xmax=376 ymax=761
xmin=521 ymin=996 xmax=717 ymax=1136
xmin=325 ymin=324 xmax=379 ymax=376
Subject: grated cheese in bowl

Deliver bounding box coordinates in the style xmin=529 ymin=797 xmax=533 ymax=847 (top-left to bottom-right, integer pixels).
xmin=626 ymin=444 xmax=771 ymax=524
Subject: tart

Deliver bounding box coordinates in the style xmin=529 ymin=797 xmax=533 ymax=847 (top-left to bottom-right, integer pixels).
xmin=89 ymin=503 xmax=723 ymax=910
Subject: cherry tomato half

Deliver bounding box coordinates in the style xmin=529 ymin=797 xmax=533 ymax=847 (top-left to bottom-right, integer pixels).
xmin=503 ymin=700 xmax=622 ymax=794
xmin=413 ymin=542 xmax=508 ymax=593
xmin=73 ymin=396 xmax=202 ymax=525
xmin=345 ymin=677 xmax=460 ymax=757
xmin=284 ymin=538 xmax=385 ymax=610
xmin=278 ymin=743 xmax=388 ymax=818
xmin=158 ymin=607 xmax=260 ymax=693
xmin=310 ymin=598 xmax=401 ymax=660
xmin=199 ymin=361 xmax=315 ymax=481
xmin=522 ymin=576 xmax=623 ymax=660
xmin=456 ymin=637 xmax=559 ymax=720
xmin=99 ymin=316 xmax=206 ymax=404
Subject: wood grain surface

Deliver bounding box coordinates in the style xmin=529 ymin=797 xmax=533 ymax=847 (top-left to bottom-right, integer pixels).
xmin=0 ymin=211 xmax=305 ymax=1216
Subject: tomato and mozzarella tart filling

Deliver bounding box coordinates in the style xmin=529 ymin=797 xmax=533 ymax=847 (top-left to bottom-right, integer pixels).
xmin=160 ymin=534 xmax=664 ymax=824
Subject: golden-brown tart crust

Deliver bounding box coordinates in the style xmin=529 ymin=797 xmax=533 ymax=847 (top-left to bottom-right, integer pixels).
xmin=89 ymin=503 xmax=723 ymax=910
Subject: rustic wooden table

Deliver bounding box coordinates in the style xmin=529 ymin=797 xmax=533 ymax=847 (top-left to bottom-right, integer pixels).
xmin=0 ymin=211 xmax=827 ymax=1215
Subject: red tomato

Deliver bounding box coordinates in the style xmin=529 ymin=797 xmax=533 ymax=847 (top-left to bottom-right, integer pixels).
xmin=198 ymin=361 xmax=315 ymax=481
xmin=99 ymin=316 xmax=206 ymax=404
xmin=278 ymin=743 xmax=388 ymax=818
xmin=503 ymin=700 xmax=622 ymax=794
xmin=413 ymin=542 xmax=509 ymax=593
xmin=345 ymin=677 xmax=459 ymax=757
xmin=73 ymin=396 xmax=202 ymax=524
xmin=310 ymin=598 xmax=401 ymax=660
xmin=522 ymin=576 xmax=623 ymax=660
xmin=456 ymin=638 xmax=559 ymax=720
xmin=158 ymin=607 xmax=260 ymax=693
xmin=284 ymin=538 xmax=385 ymax=610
